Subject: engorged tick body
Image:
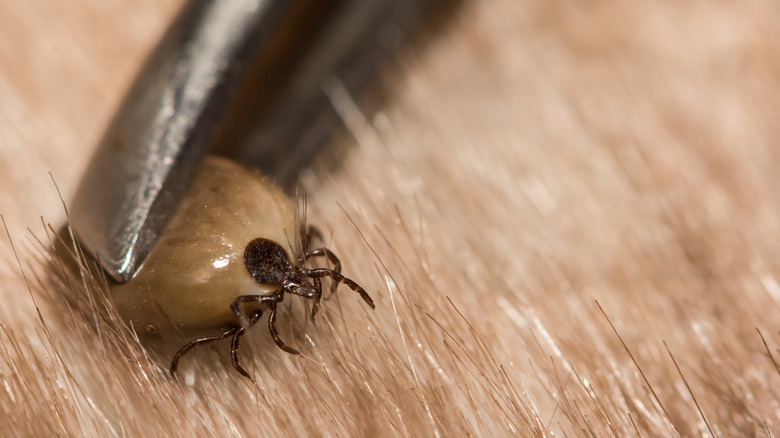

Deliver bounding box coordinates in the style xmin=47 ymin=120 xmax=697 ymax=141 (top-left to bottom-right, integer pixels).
xmin=109 ymin=156 xmax=374 ymax=380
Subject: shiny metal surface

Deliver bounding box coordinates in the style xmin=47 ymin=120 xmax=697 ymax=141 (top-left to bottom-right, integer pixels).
xmin=71 ymin=0 xmax=430 ymax=283
xmin=218 ymin=0 xmax=433 ymax=187
xmin=71 ymin=0 xmax=293 ymax=282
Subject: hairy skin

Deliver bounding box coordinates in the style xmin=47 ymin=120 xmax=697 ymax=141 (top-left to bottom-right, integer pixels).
xmin=2 ymin=0 xmax=780 ymax=436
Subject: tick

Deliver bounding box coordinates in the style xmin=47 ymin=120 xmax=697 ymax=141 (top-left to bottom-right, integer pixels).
xmin=109 ymin=156 xmax=374 ymax=380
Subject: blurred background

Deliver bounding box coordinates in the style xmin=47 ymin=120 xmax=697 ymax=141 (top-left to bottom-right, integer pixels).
xmin=2 ymin=1 xmax=780 ymax=436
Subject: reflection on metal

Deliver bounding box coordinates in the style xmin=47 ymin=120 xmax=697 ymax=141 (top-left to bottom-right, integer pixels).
xmin=70 ymin=0 xmax=430 ymax=283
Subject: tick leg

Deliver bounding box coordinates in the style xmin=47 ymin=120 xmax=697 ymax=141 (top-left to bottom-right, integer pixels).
xmin=300 ymin=268 xmax=375 ymax=309
xmin=231 ymin=290 xmax=284 ymax=320
xmin=268 ymin=304 xmax=300 ymax=355
xmin=300 ymin=247 xmax=342 ymax=274
xmin=300 ymin=224 xmax=325 ymax=253
xmin=309 ymin=277 xmax=323 ymax=321
xmin=300 ymin=247 xmax=342 ymax=298
xmin=170 ymin=325 xmax=239 ymax=377
xmin=230 ymin=309 xmax=263 ymax=381
xmin=281 ymin=278 xmax=323 ymax=321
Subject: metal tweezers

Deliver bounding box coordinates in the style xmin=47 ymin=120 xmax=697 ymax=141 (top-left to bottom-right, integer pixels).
xmin=70 ymin=0 xmax=429 ymax=283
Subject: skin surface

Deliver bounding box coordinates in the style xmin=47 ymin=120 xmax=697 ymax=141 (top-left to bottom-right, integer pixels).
xmin=110 ymin=155 xmax=296 ymax=356
xmin=3 ymin=1 xmax=780 ymax=436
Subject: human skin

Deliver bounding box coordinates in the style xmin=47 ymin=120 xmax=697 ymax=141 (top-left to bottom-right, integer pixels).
xmin=1 ymin=1 xmax=780 ymax=436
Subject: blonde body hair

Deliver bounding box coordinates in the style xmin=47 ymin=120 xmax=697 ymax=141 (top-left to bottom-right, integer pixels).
xmin=0 ymin=1 xmax=778 ymax=435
